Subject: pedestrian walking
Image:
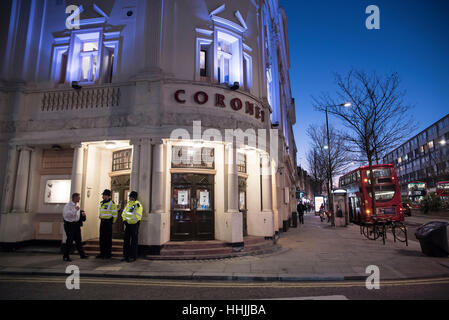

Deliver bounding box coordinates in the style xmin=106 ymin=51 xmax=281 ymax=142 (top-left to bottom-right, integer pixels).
xmin=319 ymin=203 xmax=325 ymax=222
xmin=297 ymin=202 xmax=305 ymax=225
xmin=62 ymin=193 xmax=88 ymax=261
xmin=327 ymin=210 xmax=332 ymax=223
xmin=121 ymin=191 xmax=143 ymax=262
xmin=97 ymin=189 xmax=118 ymax=259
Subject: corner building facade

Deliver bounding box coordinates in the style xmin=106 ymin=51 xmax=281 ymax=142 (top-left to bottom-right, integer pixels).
xmin=0 ymin=0 xmax=297 ymax=253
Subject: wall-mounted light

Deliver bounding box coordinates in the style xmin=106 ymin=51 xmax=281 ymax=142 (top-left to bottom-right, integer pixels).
xmin=71 ymin=81 xmax=82 ymax=90
xmin=229 ymin=82 xmax=239 ymax=91
xmin=105 ymin=142 xmax=116 ymax=149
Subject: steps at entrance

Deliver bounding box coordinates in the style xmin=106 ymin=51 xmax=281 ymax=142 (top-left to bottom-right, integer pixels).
xmin=150 ymin=236 xmax=279 ymax=260
xmin=84 ymin=239 xmax=123 ymax=257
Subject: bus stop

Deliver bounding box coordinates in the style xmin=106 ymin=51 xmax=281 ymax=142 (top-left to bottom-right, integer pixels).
xmin=332 ymin=189 xmax=348 ymax=227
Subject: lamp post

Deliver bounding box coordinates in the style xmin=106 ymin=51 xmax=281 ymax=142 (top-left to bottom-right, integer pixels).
xmin=323 ymin=102 xmax=351 ymax=227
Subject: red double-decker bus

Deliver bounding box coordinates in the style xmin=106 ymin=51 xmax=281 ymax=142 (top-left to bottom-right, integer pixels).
xmin=339 ymin=164 xmax=404 ymax=224
xmin=436 ymin=181 xmax=449 ymax=199
xmin=407 ymin=181 xmax=427 ymax=208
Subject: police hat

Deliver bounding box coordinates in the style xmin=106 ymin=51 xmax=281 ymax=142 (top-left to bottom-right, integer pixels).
xmin=102 ymin=189 xmax=112 ymax=196
xmin=129 ymin=191 xmax=138 ymax=200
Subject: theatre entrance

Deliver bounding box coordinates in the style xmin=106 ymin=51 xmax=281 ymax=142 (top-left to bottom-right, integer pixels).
xmin=170 ymin=173 xmax=214 ymax=241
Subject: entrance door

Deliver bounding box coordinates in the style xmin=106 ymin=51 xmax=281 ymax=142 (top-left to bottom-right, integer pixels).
xmin=238 ymin=177 xmax=248 ymax=236
xmin=171 ymin=174 xmax=214 ymax=241
xmin=111 ymin=175 xmax=130 ymax=239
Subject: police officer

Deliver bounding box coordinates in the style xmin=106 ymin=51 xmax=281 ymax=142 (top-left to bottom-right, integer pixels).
xmin=121 ymin=191 xmax=143 ymax=262
xmin=97 ymin=189 xmax=118 ymax=259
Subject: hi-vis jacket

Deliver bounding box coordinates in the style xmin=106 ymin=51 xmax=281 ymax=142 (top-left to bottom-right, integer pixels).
xmin=122 ymin=200 xmax=143 ymax=224
xmin=99 ymin=200 xmax=118 ymax=223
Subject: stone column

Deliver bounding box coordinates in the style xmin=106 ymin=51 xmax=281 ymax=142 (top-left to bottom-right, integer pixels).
xmin=130 ymin=139 xmax=141 ymax=193
xmin=1 ymin=145 xmax=19 ymax=214
xmin=261 ymin=154 xmax=273 ymax=212
xmin=70 ymin=144 xmax=85 ymax=195
xmin=224 ymin=143 xmax=243 ymax=244
xmin=226 ymin=143 xmax=239 ymax=213
xmin=151 ymin=142 xmax=165 ymax=214
xmin=140 ymin=140 xmax=167 ymax=248
xmin=12 ymin=146 xmax=33 ymax=213
xmin=138 ymin=138 xmax=151 ymax=214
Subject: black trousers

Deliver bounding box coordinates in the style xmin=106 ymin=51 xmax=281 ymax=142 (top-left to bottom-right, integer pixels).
xmin=100 ymin=219 xmax=113 ymax=257
xmin=63 ymin=221 xmax=85 ymax=258
xmin=299 ymin=214 xmax=304 ymax=224
xmin=123 ymin=221 xmax=140 ymax=259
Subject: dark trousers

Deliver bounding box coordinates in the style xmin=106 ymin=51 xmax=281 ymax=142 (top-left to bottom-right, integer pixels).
xmin=64 ymin=221 xmax=85 ymax=258
xmin=100 ymin=219 xmax=113 ymax=257
xmin=123 ymin=221 xmax=140 ymax=259
xmin=299 ymin=214 xmax=304 ymax=224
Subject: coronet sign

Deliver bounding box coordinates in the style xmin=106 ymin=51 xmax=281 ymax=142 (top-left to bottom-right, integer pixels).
xmin=174 ymin=89 xmax=265 ymax=123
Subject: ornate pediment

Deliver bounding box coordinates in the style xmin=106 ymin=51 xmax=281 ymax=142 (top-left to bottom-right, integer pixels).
xmin=65 ymin=0 xmax=115 ymax=24
xmin=207 ymin=1 xmax=250 ymax=32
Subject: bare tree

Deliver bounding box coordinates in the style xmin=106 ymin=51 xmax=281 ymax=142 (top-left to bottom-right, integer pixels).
xmin=313 ymin=69 xmax=416 ymax=217
xmin=307 ymin=123 xmax=351 ymax=219
xmin=306 ymin=148 xmax=325 ymax=194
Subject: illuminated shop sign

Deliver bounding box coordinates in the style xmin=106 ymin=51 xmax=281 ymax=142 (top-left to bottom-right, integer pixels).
xmin=174 ymin=90 xmax=265 ymax=123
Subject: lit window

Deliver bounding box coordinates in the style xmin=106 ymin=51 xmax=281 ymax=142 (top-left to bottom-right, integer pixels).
xmin=243 ymin=53 xmax=252 ymax=91
xmin=200 ymin=50 xmax=207 ymax=77
xmin=53 ymin=29 xmax=118 ymax=85
xmin=196 ymin=39 xmax=212 ymax=81
xmin=216 ymin=30 xmax=241 ymax=85
xmin=266 ymin=67 xmax=274 ymax=112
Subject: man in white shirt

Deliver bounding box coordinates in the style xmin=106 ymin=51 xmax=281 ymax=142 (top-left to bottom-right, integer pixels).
xmin=62 ymin=193 xmax=88 ymax=261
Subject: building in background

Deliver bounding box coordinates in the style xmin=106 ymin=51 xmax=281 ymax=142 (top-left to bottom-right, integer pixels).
xmin=0 ymin=0 xmax=297 ymax=253
xmin=383 ymin=114 xmax=449 ymax=195
xmin=296 ymin=166 xmax=322 ymax=206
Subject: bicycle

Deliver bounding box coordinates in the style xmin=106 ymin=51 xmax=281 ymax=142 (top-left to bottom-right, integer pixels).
xmin=361 ymin=216 xmax=408 ymax=246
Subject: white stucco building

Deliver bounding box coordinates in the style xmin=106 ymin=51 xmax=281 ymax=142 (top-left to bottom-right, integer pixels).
xmin=0 ymin=0 xmax=297 ymax=254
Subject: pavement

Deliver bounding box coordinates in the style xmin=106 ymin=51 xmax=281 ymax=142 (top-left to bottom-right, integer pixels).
xmin=1 ymin=213 xmax=449 ymax=282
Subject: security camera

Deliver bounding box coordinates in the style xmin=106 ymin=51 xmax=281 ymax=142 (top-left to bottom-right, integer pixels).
xmin=229 ymin=82 xmax=239 ymax=90
xmin=71 ymin=81 xmax=82 ymax=90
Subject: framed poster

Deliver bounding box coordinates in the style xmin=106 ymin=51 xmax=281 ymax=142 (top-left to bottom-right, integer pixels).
xmin=44 ymin=179 xmax=71 ymax=204
xmin=178 ymin=190 xmax=189 ymax=205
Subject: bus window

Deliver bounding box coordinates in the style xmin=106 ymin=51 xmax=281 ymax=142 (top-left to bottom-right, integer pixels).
xmin=366 ymin=168 xmax=391 ymax=178
xmin=367 ymin=185 xmax=396 ymax=202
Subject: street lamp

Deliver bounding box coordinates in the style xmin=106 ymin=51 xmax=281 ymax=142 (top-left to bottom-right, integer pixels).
xmin=323 ymin=102 xmax=351 ymax=227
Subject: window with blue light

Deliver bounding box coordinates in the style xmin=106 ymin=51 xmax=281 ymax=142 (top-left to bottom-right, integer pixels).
xmin=52 ymin=28 xmax=118 ymax=85
xmin=215 ymin=30 xmax=242 ymax=86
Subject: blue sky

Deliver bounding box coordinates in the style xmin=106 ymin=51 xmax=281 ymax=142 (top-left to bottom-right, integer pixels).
xmin=280 ymin=0 xmax=449 ymax=169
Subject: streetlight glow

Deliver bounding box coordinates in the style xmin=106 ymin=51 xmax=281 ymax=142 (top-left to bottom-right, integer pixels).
xmin=343 ymin=102 xmax=352 ymax=107
xmin=440 ymin=139 xmax=447 ymax=146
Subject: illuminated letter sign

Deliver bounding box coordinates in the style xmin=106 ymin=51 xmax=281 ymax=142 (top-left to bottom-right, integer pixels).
xmin=215 ymin=94 xmax=225 ymax=108
xmin=230 ymin=98 xmax=243 ymax=111
xmin=175 ymin=90 xmax=186 ymax=103
xmin=194 ymin=91 xmax=208 ymax=104
xmin=174 ymin=89 xmax=264 ymax=123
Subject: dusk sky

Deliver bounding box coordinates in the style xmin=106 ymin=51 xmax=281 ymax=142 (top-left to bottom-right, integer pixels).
xmin=280 ymin=0 xmax=449 ymax=170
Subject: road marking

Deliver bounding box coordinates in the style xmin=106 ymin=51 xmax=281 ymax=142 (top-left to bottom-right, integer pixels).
xmin=94 ymin=266 xmax=123 ymax=271
xmin=263 ymin=295 xmax=349 ymax=300
xmin=0 ymin=276 xmax=449 ymax=289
